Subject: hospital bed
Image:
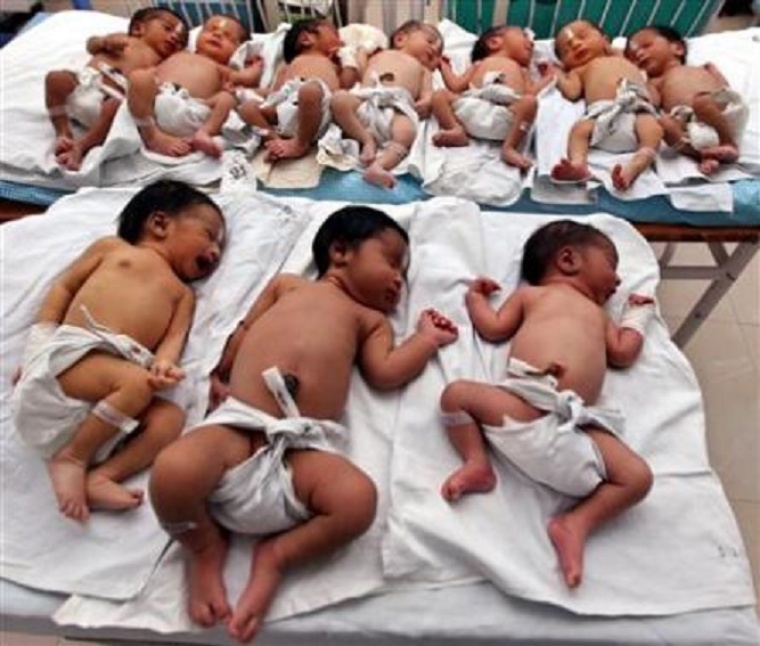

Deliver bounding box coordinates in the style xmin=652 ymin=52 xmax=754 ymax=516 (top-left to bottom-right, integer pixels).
xmin=0 ymin=3 xmax=759 ymax=643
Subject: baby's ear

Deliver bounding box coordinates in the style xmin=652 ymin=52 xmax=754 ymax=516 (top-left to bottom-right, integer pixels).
xmin=328 ymin=239 xmax=349 ymax=266
xmin=556 ymin=246 xmax=581 ymax=274
xmin=147 ymin=210 xmax=171 ymax=238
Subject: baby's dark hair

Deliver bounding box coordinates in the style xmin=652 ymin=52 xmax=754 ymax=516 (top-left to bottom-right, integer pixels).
xmin=129 ymin=7 xmax=188 ymax=45
xmin=117 ymin=180 xmax=221 ymax=244
xmin=627 ymin=25 xmax=687 ymax=63
xmin=312 ymin=205 xmax=409 ymax=277
xmin=283 ymin=18 xmax=329 ymax=63
xmin=521 ymin=219 xmax=615 ymax=285
xmin=553 ymin=19 xmax=606 ymax=60
xmin=390 ymin=20 xmax=443 ymax=53
xmin=471 ymin=25 xmax=507 ymax=62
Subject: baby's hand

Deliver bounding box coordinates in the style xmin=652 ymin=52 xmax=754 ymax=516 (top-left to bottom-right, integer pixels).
xmin=467 ymin=276 xmax=501 ymax=297
xmin=620 ymin=294 xmax=656 ymax=336
xmin=415 ymin=99 xmax=432 ymax=119
xmin=149 ymin=360 xmax=185 ymax=389
xmin=103 ymin=34 xmax=129 ymax=54
xmin=418 ymin=308 xmax=459 ymax=347
xmin=628 ymin=293 xmax=655 ymax=306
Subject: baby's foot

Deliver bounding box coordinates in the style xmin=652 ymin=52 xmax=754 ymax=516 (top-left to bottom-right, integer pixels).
xmin=57 ymin=142 xmax=84 ymax=171
xmin=144 ymin=130 xmax=193 ymax=157
xmin=701 ymin=144 xmax=739 ymax=164
xmin=441 ymin=461 xmax=496 ymax=502
xmin=433 ymin=127 xmax=469 ymax=147
xmin=86 ymin=472 xmax=143 ymax=511
xmin=548 ymin=516 xmax=584 ymax=588
xmin=501 ymin=145 xmax=533 ymax=170
xmin=265 ymin=136 xmax=311 ymax=161
xmin=47 ymin=450 xmax=89 ymax=522
xmin=191 ymin=131 xmax=223 ymax=158
xmin=187 ymin=538 xmax=231 ymax=628
xmin=363 ymin=163 xmax=396 ymax=189
xmin=550 ymin=158 xmax=591 ymax=183
xmin=698 ymin=157 xmax=721 ymax=175
xmin=359 ymin=138 xmax=377 ymax=165
xmin=227 ymin=541 xmax=283 ymax=643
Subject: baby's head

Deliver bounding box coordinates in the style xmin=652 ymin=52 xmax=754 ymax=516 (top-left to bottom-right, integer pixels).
xmin=282 ymin=19 xmax=341 ymax=63
xmin=625 ymin=26 xmax=686 ymax=78
xmin=312 ymin=205 xmax=409 ymax=313
xmin=128 ymin=7 xmax=188 ymax=58
xmin=554 ymin=20 xmax=611 ymax=70
xmin=390 ymin=20 xmax=443 ymax=70
xmin=471 ymin=25 xmax=533 ymax=67
xmin=118 ymin=180 xmax=225 ymax=282
xmin=521 ymin=220 xmax=619 ymax=304
xmin=195 ymin=14 xmax=249 ymax=64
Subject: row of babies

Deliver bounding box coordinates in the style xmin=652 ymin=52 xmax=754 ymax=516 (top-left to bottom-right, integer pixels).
xmin=13 ymin=178 xmax=655 ymax=642
xmin=46 ymin=10 xmax=746 ymax=191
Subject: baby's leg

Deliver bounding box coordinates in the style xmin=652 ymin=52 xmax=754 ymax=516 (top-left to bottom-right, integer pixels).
xmin=548 ymin=428 xmax=652 ymax=588
xmin=439 ymin=380 xmax=542 ymax=501
xmin=363 ymin=113 xmax=415 ymax=189
xmin=86 ymin=397 xmax=184 ymax=512
xmin=331 ymin=90 xmax=378 ymax=163
xmin=150 ymin=423 xmax=254 ymax=629
xmin=501 ymin=94 xmax=537 ymax=170
xmin=431 ymin=88 xmax=469 ymax=147
xmin=127 ymin=69 xmax=191 ymax=157
xmin=51 ymin=354 xmax=155 ymax=521
xmin=265 ymin=81 xmax=325 ymax=161
xmin=191 ymin=91 xmax=236 ymax=158
xmin=551 ymin=118 xmax=594 ymax=181
xmin=45 ymin=70 xmax=78 ymax=155
xmin=58 ymin=97 xmax=121 ymax=171
xmin=611 ymin=113 xmax=662 ymax=191
xmin=227 ymin=450 xmax=376 ymax=643
xmin=239 ymin=99 xmax=277 ymax=134
xmin=692 ymin=92 xmax=739 ymax=163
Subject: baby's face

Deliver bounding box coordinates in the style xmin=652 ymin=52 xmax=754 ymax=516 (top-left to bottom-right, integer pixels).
xmin=500 ymin=27 xmax=534 ymax=68
xmin=137 ymin=12 xmax=187 ymax=58
xmin=625 ymin=29 xmax=684 ymax=77
xmin=196 ymin=16 xmax=245 ymax=64
xmin=347 ymin=229 xmax=409 ymax=313
xmin=580 ymin=241 xmax=620 ymax=305
xmin=312 ymin=23 xmax=342 ymax=58
xmin=555 ymin=20 xmax=608 ymax=69
xmin=168 ymin=204 xmax=226 ymax=282
xmin=397 ymin=25 xmax=442 ymax=70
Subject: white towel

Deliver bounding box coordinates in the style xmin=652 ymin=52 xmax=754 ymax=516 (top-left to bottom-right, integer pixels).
xmin=0 ymin=188 xmax=309 ymax=600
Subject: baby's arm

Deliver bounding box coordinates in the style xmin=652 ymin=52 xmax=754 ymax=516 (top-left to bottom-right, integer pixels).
xmin=149 ymin=288 xmax=195 ymax=389
xmin=465 ymin=277 xmax=524 ymax=342
xmin=228 ymin=55 xmax=264 ymax=88
xmin=415 ymin=67 xmax=435 ymax=118
xmin=606 ymin=294 xmax=656 ymax=367
xmin=439 ymin=58 xmax=477 ymax=93
xmin=555 ymin=68 xmax=583 ymax=101
xmin=359 ymin=308 xmax=458 ymax=389
xmin=86 ymin=32 xmax=130 ymax=56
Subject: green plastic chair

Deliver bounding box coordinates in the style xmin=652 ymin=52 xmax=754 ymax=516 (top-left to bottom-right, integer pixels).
xmin=442 ymin=0 xmax=723 ymax=38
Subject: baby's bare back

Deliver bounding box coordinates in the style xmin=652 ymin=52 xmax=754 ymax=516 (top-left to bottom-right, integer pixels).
xmin=365 ymin=50 xmax=425 ymax=99
xmin=510 ymin=286 xmax=609 ymax=403
xmin=285 ymin=54 xmax=341 ymax=91
xmin=472 ymin=57 xmax=527 ymax=92
xmin=157 ymin=51 xmax=226 ymax=98
xmin=580 ymin=56 xmax=646 ymax=103
xmin=230 ymin=280 xmax=370 ymax=420
xmin=658 ymin=65 xmax=725 ymax=112
xmin=63 ymin=244 xmax=187 ymax=351
xmin=89 ymin=36 xmax=162 ymax=75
